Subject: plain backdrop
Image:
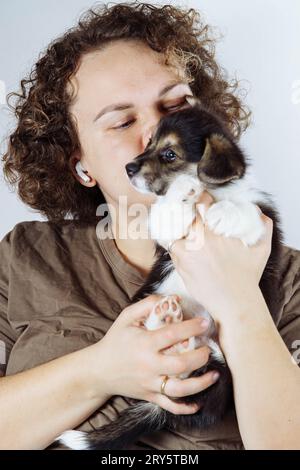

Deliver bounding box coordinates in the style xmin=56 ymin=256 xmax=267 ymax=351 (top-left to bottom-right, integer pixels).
xmin=0 ymin=0 xmax=299 ymax=248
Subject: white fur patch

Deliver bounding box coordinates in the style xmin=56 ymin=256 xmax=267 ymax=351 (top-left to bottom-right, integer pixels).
xmin=149 ymin=174 xmax=203 ymax=249
xmin=130 ymin=175 xmax=152 ymax=194
xmin=131 ymin=401 xmax=165 ymax=425
xmin=207 ymin=339 xmax=226 ymax=364
xmin=204 ymin=199 xmax=266 ymax=246
xmin=56 ymin=430 xmax=89 ymax=450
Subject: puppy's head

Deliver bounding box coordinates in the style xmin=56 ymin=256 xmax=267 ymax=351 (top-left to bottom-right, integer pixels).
xmin=125 ymin=96 xmax=248 ymax=196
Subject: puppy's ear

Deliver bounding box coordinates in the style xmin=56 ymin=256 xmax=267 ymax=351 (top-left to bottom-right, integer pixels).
xmin=197 ymin=134 xmax=245 ymax=184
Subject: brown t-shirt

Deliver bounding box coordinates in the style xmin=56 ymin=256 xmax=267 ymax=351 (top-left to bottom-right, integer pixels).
xmin=0 ymin=219 xmax=300 ymax=450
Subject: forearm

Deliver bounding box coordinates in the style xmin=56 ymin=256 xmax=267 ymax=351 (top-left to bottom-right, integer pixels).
xmin=215 ymin=289 xmax=300 ymax=450
xmin=0 ymin=342 xmax=110 ymax=450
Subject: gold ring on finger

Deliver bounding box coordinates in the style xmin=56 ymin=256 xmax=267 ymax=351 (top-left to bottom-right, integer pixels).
xmin=160 ymin=375 xmax=170 ymax=396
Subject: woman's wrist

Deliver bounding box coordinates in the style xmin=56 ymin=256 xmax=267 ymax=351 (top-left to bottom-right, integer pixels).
xmin=77 ymin=341 xmax=113 ymax=406
xmin=213 ymin=287 xmax=281 ymax=363
xmin=207 ymin=284 xmax=265 ymax=325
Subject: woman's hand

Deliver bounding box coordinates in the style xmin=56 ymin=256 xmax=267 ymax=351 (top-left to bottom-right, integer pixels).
xmin=95 ymin=294 xmax=219 ymax=415
xmin=168 ymin=191 xmax=273 ymax=324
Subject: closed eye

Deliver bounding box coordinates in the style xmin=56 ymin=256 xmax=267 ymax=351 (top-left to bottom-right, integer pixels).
xmin=112 ymin=95 xmax=192 ymax=130
xmin=165 ymin=102 xmax=186 ymax=111
xmin=113 ymin=119 xmax=136 ymax=130
xmin=162 ymin=94 xmax=193 ymax=112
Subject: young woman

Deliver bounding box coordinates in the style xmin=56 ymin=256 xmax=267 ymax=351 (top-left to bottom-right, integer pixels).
xmin=0 ymin=3 xmax=299 ymax=450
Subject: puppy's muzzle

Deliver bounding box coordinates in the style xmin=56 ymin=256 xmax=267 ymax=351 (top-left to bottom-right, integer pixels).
xmin=125 ymin=161 xmax=141 ymax=178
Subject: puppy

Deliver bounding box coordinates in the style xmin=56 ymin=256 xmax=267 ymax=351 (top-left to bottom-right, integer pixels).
xmin=57 ymin=97 xmax=284 ymax=450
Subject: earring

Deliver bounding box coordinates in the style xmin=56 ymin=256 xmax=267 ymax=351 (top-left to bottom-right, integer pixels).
xmin=75 ymin=161 xmax=91 ymax=183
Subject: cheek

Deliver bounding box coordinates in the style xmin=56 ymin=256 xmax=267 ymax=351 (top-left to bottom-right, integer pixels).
xmin=97 ymin=136 xmax=144 ymax=180
xmin=83 ymin=132 xmax=157 ymax=202
xmin=83 ymin=134 xmax=127 ymax=175
xmin=92 ymin=141 xmax=138 ymax=193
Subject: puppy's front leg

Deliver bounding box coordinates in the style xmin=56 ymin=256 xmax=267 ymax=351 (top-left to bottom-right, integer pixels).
xmin=149 ymin=175 xmax=203 ymax=250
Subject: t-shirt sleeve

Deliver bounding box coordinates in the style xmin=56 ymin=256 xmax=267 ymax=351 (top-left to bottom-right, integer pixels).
xmin=0 ymin=228 xmax=19 ymax=375
xmin=278 ymin=248 xmax=300 ymax=367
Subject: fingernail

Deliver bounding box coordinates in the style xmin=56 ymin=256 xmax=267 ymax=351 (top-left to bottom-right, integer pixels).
xmin=212 ymin=372 xmax=220 ymax=382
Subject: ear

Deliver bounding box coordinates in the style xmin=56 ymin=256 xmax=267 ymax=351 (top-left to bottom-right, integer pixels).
xmin=69 ymin=151 xmax=97 ymax=187
xmin=197 ymin=134 xmax=245 ymax=184
xmin=69 ymin=151 xmax=80 ymax=176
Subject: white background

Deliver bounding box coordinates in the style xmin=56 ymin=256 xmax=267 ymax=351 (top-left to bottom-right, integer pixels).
xmin=0 ymin=0 xmax=299 ymax=248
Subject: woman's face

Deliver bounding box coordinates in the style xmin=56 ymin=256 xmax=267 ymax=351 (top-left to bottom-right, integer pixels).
xmin=69 ymin=39 xmax=193 ymax=209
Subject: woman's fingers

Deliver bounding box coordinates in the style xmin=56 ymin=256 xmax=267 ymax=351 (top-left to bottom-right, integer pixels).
xmin=150 ymin=369 xmax=220 ymax=414
xmin=256 ymin=204 xmax=273 ymax=227
xmin=120 ymin=294 xmax=162 ymax=326
xmin=255 ymin=204 xmax=273 ymax=250
xmin=154 ymin=394 xmax=200 ymax=415
xmin=195 ymin=190 xmax=215 ymax=225
xmin=157 ymin=346 xmax=211 ymax=376
xmin=151 ymin=317 xmax=210 ymax=351
xmin=153 ymin=370 xmax=219 ymax=399
xmin=196 ymin=190 xmax=215 ymax=207
xmin=261 ymin=212 xmax=273 ymax=228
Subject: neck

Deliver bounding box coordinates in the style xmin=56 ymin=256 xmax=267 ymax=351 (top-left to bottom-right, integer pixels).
xmin=109 ymin=202 xmax=157 ymax=278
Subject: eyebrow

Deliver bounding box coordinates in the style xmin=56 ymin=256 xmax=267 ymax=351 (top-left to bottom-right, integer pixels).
xmin=93 ymin=81 xmax=189 ymax=123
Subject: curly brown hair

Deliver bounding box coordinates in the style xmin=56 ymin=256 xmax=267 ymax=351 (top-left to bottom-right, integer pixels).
xmin=1 ymin=1 xmax=251 ymax=224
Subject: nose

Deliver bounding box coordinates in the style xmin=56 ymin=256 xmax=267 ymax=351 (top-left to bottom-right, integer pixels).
xmin=125 ymin=161 xmax=141 ymax=177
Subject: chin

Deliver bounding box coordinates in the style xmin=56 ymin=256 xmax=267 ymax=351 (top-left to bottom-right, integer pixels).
xmin=126 ymin=186 xmax=156 ymax=206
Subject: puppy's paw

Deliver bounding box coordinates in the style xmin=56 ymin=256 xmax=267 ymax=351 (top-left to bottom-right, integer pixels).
xmin=149 ymin=176 xmax=203 ymax=247
xmin=144 ymin=295 xmax=202 ymax=380
xmin=205 ymin=200 xmax=240 ymax=235
xmin=149 ymin=201 xmax=195 ymax=245
xmin=165 ymin=174 xmax=202 ymax=204
xmin=205 ymin=200 xmax=266 ymax=246
xmin=144 ymin=295 xmax=183 ymax=330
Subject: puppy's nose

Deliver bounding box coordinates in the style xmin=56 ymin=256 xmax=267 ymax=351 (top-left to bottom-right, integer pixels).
xmin=126 ymin=161 xmax=141 ymax=177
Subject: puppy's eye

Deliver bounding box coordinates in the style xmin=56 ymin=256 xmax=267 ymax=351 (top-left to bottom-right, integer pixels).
xmin=160 ymin=149 xmax=177 ymax=162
